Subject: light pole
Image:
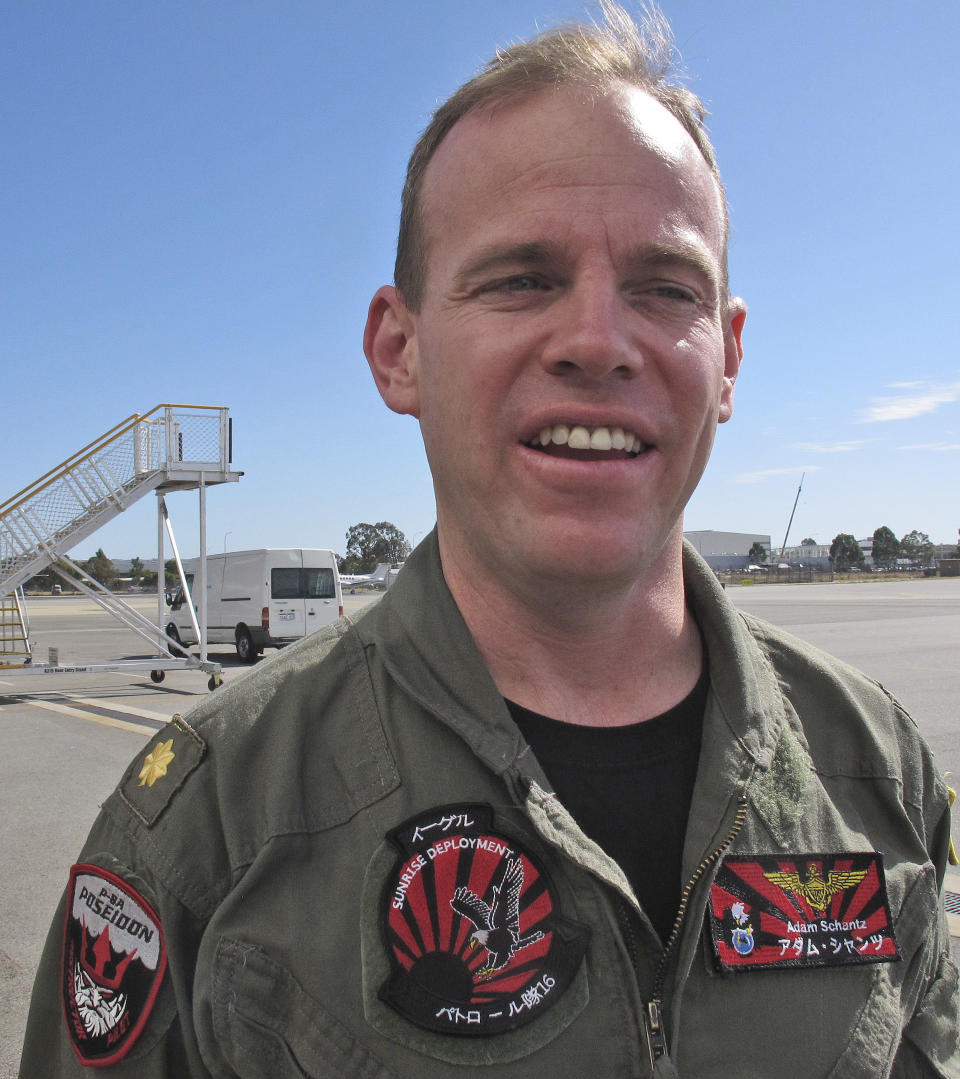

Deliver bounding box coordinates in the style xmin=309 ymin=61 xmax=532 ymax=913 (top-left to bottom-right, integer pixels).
xmin=223 ymin=531 xmax=232 ymax=553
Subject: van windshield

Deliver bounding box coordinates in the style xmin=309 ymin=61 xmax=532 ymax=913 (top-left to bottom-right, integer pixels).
xmin=171 ymin=573 xmax=195 ymax=608
xmin=271 ymin=567 xmax=336 ymax=600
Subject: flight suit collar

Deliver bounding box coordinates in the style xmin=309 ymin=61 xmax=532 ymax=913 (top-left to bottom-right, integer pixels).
xmin=358 ymin=533 xmax=785 ymax=803
xmin=355 ymin=531 xmax=537 ymax=785
xmin=679 ymin=543 xmax=786 ymax=871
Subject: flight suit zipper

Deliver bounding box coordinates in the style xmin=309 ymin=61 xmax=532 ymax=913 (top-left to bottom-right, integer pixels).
xmin=518 ymin=775 xmax=751 ymax=1070
xmin=642 ymin=794 xmax=749 ymax=1069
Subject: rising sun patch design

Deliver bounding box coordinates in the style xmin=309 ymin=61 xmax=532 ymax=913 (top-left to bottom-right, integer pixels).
xmin=379 ymin=803 xmax=590 ymax=1036
xmin=138 ymin=739 xmax=175 ymax=788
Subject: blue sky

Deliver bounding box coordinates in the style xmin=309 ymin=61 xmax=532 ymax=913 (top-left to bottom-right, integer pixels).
xmin=4 ymin=1 xmax=958 ymax=562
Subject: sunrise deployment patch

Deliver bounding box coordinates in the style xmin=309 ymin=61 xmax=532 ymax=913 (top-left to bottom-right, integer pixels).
xmin=379 ymin=804 xmax=590 ymax=1036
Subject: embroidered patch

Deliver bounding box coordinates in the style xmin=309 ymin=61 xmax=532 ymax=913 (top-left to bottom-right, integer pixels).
xmin=709 ymin=851 xmax=900 ymax=971
xmin=62 ymin=864 xmax=167 ymax=1066
xmin=379 ymin=803 xmax=590 ymax=1036
xmin=119 ymin=714 xmax=205 ymax=827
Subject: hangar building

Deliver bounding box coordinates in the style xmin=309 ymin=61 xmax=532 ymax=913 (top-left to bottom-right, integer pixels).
xmin=682 ymin=531 xmax=771 ymax=571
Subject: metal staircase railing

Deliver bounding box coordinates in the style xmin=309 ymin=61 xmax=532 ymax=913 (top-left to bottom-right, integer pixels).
xmin=1 ymin=404 xmax=240 ymax=688
xmin=0 ymin=404 xmax=233 ymax=597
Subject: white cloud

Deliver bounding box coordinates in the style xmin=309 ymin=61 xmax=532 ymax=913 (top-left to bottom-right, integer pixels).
xmin=791 ymin=440 xmax=869 ymax=453
xmin=898 ymin=442 xmax=960 ymax=452
xmin=858 ymin=379 xmax=960 ymax=423
xmin=735 ymin=465 xmax=822 ymax=485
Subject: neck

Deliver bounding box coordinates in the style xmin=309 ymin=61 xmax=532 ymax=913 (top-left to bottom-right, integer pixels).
xmin=438 ymin=530 xmax=702 ymax=727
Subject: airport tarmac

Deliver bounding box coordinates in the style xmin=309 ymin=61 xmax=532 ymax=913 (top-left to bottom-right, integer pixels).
xmin=1 ymin=580 xmax=958 ymax=1076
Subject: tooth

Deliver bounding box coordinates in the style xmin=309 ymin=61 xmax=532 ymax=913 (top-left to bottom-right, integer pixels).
xmin=567 ymin=425 xmax=590 ymax=450
xmin=536 ymin=422 xmax=643 ymax=453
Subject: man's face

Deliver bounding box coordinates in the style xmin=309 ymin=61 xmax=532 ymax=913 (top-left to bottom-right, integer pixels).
xmin=368 ymin=84 xmax=744 ymax=589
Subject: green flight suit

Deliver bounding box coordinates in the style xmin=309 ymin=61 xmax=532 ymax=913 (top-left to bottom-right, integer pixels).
xmin=19 ymin=537 xmax=960 ymax=1077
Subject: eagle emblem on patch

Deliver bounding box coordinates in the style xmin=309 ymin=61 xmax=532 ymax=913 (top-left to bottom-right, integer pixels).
xmin=380 ymin=804 xmax=589 ymax=1035
xmin=709 ymin=851 xmax=900 ymax=972
xmin=62 ymin=864 xmax=167 ymax=1066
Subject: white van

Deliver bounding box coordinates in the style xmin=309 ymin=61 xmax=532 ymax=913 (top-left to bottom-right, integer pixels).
xmin=166 ymin=548 xmax=343 ymax=662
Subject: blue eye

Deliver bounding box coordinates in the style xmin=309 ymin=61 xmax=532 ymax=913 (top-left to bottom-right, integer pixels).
xmin=501 ymin=275 xmax=548 ymax=292
xmin=651 ymin=284 xmax=697 ymax=302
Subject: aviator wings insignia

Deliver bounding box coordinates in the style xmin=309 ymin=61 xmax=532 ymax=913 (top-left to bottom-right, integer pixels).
xmin=764 ymin=861 xmax=869 ymax=912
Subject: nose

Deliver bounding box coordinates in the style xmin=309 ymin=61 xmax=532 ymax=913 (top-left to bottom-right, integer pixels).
xmin=539 ymin=276 xmax=638 ymax=381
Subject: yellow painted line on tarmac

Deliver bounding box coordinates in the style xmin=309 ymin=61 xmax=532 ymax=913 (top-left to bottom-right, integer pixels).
xmin=13 ymin=696 xmax=156 ymax=736
xmin=25 ymin=603 xmax=161 ymax=619
xmin=27 ymin=604 xmax=134 ymax=616
xmin=76 ymin=697 xmax=174 ymax=723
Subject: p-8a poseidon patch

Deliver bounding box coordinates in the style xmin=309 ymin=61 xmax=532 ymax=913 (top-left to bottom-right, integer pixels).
xmin=709 ymin=851 xmax=899 ymax=972
xmin=62 ymin=864 xmax=167 ymax=1066
xmin=380 ymin=804 xmax=589 ymax=1036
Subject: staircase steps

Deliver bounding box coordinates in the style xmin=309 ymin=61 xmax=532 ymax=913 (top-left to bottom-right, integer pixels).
xmin=0 ymin=591 xmax=30 ymax=668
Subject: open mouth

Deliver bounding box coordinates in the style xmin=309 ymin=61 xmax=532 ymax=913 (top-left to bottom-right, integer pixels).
xmin=524 ymin=423 xmax=648 ymax=461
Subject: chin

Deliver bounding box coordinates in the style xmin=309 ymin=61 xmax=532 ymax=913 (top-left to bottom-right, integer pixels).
xmin=519 ymin=525 xmax=670 ymax=586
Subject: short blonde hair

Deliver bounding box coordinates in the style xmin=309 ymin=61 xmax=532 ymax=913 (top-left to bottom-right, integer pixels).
xmin=394 ymin=2 xmax=727 ymax=309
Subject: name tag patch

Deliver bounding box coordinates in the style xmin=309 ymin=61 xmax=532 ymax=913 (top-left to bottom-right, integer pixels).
xmin=62 ymin=864 xmax=167 ymax=1066
xmin=379 ymin=803 xmax=590 ymax=1036
xmin=709 ymin=851 xmax=899 ymax=971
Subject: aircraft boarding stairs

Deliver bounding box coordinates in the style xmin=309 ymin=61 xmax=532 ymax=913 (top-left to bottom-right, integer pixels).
xmin=0 ymin=590 xmax=31 ymax=668
xmin=0 ymin=404 xmax=241 ymax=686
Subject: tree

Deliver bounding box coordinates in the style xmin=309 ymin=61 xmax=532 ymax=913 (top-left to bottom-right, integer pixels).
xmin=747 ymin=541 xmax=767 ymax=564
xmin=129 ymin=556 xmax=146 ymax=587
xmin=871 ymin=526 xmax=900 ymax=570
xmin=900 ymin=530 xmax=934 ymax=567
xmin=45 ymin=559 xmax=80 ymax=592
xmin=23 ymin=569 xmax=53 ymax=592
xmin=374 ymin=521 xmax=411 ymax=564
xmin=800 ymin=537 xmax=817 ymax=546
xmin=80 ymin=548 xmax=116 ymax=587
xmin=340 ymin=522 xmax=411 ymax=574
xmin=829 ymin=534 xmax=864 ymax=572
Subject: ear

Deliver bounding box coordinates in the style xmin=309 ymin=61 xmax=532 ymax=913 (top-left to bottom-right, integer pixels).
xmin=363 ymin=285 xmax=421 ymax=417
xmin=717 ymin=297 xmax=746 ymax=424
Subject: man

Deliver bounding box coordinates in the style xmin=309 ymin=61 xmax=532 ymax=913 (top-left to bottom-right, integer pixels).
xmin=21 ymin=5 xmax=958 ymax=1076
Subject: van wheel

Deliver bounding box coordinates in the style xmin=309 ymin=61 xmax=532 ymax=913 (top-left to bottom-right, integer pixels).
xmin=236 ymin=628 xmax=257 ymax=664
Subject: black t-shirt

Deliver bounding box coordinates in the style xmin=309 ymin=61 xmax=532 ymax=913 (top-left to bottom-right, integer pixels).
xmin=507 ymin=667 xmax=706 ymax=944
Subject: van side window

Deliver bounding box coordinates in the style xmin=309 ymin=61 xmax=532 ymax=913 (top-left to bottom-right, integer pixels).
xmin=270 ymin=568 xmax=336 ymax=600
xmin=271 ymin=569 xmax=301 ymax=599
xmin=302 ymin=568 xmax=335 ymax=599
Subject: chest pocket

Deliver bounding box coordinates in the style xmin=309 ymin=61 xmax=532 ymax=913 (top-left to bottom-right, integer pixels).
xmin=212 ymin=937 xmax=397 ymax=1079
xmin=211 ymin=929 xmax=592 ymax=1078
xmin=825 ymin=863 xmax=941 ymax=1077
xmin=682 ymin=861 xmax=941 ymax=1078
xmin=358 ymin=835 xmax=591 ymax=1069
